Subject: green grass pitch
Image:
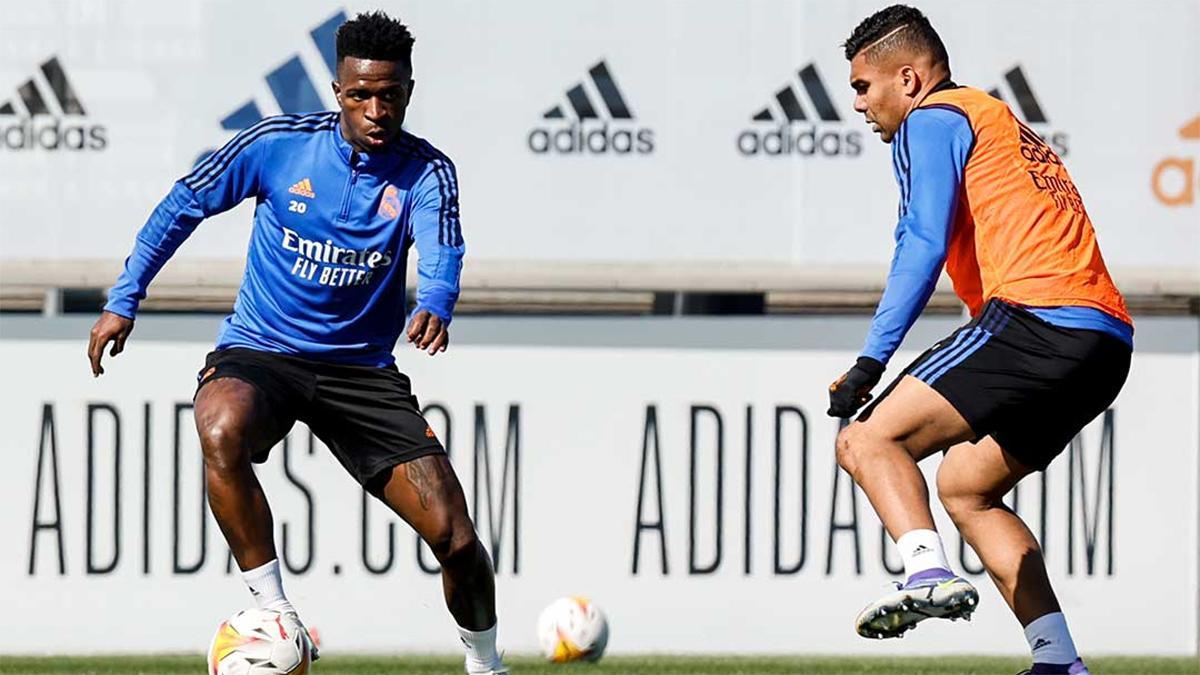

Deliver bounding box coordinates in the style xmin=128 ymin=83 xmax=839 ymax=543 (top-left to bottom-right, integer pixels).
xmin=0 ymin=655 xmax=1196 ymax=674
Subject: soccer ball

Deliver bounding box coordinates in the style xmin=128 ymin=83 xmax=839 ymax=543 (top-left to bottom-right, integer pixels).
xmin=536 ymin=596 xmax=609 ymax=663
xmin=207 ymin=608 xmax=311 ymax=675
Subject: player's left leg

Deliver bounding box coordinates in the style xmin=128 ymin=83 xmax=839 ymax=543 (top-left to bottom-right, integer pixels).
xmin=368 ymin=457 xmax=505 ymax=674
xmin=936 ymin=321 xmax=1129 ymax=675
xmin=303 ymin=363 xmax=506 ymax=674
xmin=938 ymin=437 xmax=1088 ymax=675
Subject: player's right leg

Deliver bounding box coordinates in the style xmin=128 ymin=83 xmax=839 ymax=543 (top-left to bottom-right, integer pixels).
xmin=837 ymin=375 xmax=981 ymax=638
xmin=193 ymin=349 xmax=317 ymax=658
xmin=194 ymin=377 xmax=291 ymax=570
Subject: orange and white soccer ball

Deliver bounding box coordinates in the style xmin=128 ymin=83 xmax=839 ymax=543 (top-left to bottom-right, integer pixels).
xmin=207 ymin=608 xmax=310 ymax=675
xmin=536 ymin=596 xmax=610 ymax=663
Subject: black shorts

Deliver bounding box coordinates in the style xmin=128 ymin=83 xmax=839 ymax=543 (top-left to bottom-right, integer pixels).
xmin=861 ymin=299 xmax=1132 ymax=470
xmin=196 ymin=348 xmax=444 ymax=485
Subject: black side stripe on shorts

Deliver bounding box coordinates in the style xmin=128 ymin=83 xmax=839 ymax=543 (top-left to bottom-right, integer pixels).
xmin=396 ymin=133 xmax=461 ymax=247
xmin=911 ymin=302 xmax=1014 ymax=384
xmin=183 ymin=113 xmax=338 ymax=193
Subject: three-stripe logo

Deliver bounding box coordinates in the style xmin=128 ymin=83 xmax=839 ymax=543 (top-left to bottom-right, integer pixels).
xmin=528 ymin=60 xmax=654 ymax=155
xmin=0 ymin=56 xmax=107 ymax=151
xmin=989 ymin=65 xmax=1068 ymax=157
xmin=194 ymin=10 xmax=345 ymax=166
xmin=217 ymin=11 xmax=345 ymax=132
xmin=738 ymin=63 xmax=861 ymax=157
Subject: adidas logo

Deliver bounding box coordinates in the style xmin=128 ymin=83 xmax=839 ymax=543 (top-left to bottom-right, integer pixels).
xmin=1151 ymin=114 xmax=1200 ymax=207
xmin=912 ymin=544 xmax=933 ymax=556
xmin=219 ymin=11 xmax=344 ymax=131
xmin=0 ymin=56 xmax=107 ymax=151
xmin=989 ymin=65 xmax=1069 ymax=157
xmin=1032 ymin=637 xmax=1053 ymax=651
xmin=738 ymin=63 xmax=862 ymax=158
xmin=527 ymin=60 xmax=654 ymax=155
xmin=289 ymin=178 xmax=316 ymax=198
xmin=1017 ymin=123 xmax=1062 ymax=166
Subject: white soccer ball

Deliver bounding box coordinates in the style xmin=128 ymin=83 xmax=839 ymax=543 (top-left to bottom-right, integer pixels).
xmin=207 ymin=608 xmax=311 ymax=675
xmin=536 ymin=596 xmax=610 ymax=663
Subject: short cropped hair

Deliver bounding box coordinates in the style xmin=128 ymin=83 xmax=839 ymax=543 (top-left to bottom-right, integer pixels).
xmin=842 ymin=4 xmax=948 ymax=69
xmin=335 ymin=11 xmax=415 ymax=67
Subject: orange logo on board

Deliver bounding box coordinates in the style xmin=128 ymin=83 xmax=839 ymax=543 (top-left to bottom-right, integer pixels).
xmin=288 ymin=178 xmax=316 ymax=198
xmin=1151 ymin=115 xmax=1200 ymax=207
xmin=379 ymin=185 xmax=401 ymax=219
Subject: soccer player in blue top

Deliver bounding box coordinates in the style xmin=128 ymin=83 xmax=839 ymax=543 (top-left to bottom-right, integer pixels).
xmin=86 ymin=12 xmax=508 ymax=674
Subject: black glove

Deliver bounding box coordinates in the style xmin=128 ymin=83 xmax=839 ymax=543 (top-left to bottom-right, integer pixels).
xmin=827 ymin=356 xmax=885 ymax=418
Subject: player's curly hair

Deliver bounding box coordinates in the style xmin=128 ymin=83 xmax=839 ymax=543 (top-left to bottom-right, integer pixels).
xmin=336 ymin=11 xmax=415 ymax=67
xmin=842 ymin=4 xmax=948 ymax=69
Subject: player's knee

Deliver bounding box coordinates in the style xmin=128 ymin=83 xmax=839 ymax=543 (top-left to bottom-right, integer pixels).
xmin=426 ymin=514 xmax=479 ymax=567
xmin=836 ymin=424 xmax=874 ymax=477
xmin=196 ymin=414 xmax=251 ymax=472
xmin=936 ymin=467 xmax=985 ymax=523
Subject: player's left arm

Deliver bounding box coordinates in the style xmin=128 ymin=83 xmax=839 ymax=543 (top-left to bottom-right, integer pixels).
xmin=828 ymin=107 xmax=973 ymax=417
xmin=405 ymin=160 xmax=465 ymax=356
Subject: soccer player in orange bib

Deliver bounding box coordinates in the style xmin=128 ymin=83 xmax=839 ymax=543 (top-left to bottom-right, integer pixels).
xmin=828 ymin=7 xmax=1131 ymax=675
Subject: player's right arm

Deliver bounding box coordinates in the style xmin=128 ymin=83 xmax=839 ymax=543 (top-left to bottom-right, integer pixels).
xmin=827 ymin=106 xmax=973 ymax=417
xmin=88 ymin=123 xmax=269 ymax=376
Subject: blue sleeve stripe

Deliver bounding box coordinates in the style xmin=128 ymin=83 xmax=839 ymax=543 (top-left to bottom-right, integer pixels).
xmin=183 ymin=113 xmax=336 ymax=193
xmin=184 ymin=116 xmax=329 ymax=193
xmin=413 ymin=138 xmax=461 ymax=248
xmin=397 ymin=133 xmax=462 ymax=247
xmin=900 ymin=122 xmax=913 ymax=214
xmin=185 ymin=112 xmax=336 ymax=192
xmin=892 ymin=124 xmax=911 ymax=215
xmin=186 ymin=114 xmax=312 ymax=183
xmin=896 ymin=104 xmax=973 ymax=217
xmin=395 ymin=136 xmax=448 ymax=245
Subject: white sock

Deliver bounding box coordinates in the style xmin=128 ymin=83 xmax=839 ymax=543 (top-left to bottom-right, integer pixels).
xmin=457 ymin=623 xmax=502 ymax=673
xmin=240 ymin=559 xmax=295 ymax=613
xmin=1025 ymin=612 xmax=1079 ymax=664
xmin=896 ymin=528 xmax=953 ymax=579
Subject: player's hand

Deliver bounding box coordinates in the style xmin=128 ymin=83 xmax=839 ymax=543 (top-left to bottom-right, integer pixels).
xmin=88 ymin=310 xmax=135 ymax=377
xmin=827 ymin=357 xmax=885 ymax=418
xmin=405 ymin=309 xmax=449 ymax=356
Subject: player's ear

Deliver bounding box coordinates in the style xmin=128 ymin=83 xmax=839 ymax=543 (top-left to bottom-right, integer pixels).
xmin=900 ymin=65 xmax=920 ymax=96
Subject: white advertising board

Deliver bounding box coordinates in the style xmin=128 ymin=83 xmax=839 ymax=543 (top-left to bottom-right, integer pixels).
xmin=0 ymin=336 xmax=1195 ymax=655
xmin=1 ymin=0 xmax=1197 ymax=281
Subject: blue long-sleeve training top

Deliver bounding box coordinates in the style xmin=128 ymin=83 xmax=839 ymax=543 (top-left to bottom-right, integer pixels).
xmin=860 ymin=106 xmax=1131 ymax=365
xmin=105 ymin=112 xmax=465 ymax=367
